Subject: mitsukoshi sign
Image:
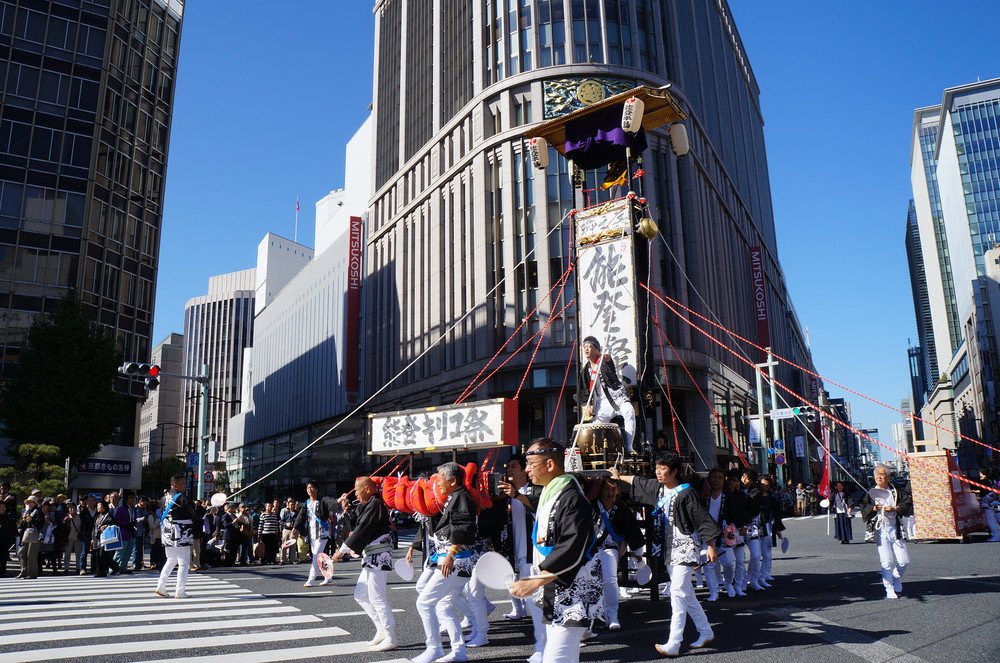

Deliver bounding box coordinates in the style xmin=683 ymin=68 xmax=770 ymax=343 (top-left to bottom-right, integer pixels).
xmin=748 ymin=245 xmax=770 ymax=359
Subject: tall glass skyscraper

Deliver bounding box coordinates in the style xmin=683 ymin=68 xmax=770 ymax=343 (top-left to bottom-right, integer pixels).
xmin=367 ymin=0 xmax=816 ymax=473
xmin=0 ymin=0 xmax=183 ymax=384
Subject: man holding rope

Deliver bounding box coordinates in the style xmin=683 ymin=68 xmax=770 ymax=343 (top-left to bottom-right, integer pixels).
xmin=611 ymin=452 xmax=720 ymax=658
xmin=579 ymin=336 xmax=637 ymax=454
xmin=861 ymin=464 xmax=912 ymax=599
xmin=333 ymin=476 xmax=397 ymax=652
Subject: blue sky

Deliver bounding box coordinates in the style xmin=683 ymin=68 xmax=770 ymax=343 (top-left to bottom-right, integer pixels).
xmin=155 ymin=2 xmax=1000 ymax=461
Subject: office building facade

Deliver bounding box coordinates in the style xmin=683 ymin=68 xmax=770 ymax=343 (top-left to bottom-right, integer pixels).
xmin=367 ymin=0 xmax=817 ymax=475
xmin=0 ymin=0 xmax=183 ymax=396
xmin=137 ymin=330 xmax=183 ymax=463
xmin=180 ymin=269 xmax=254 ymax=457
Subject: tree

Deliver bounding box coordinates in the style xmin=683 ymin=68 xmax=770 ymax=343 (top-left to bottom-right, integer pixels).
xmin=141 ymin=456 xmax=186 ymax=497
xmin=0 ymin=291 xmax=130 ymax=463
xmin=0 ymin=443 xmax=66 ymax=499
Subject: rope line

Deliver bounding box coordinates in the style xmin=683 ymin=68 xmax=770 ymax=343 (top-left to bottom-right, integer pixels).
xmin=643 ymin=283 xmax=1000 ymax=496
xmin=549 ymin=341 xmax=578 ymax=438
xmin=514 ymin=262 xmax=574 ymax=400
xmin=650 ymin=313 xmax=750 ymax=467
xmin=224 ymin=210 xmax=576 ymax=501
xmin=645 ymin=284 xmax=1000 ymax=456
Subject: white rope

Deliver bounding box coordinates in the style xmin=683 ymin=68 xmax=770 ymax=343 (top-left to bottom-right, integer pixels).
xmin=226 ymin=209 xmax=574 ymax=500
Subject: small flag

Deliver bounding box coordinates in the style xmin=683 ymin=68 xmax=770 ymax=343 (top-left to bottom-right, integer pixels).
xmin=295 ymin=198 xmax=300 ymax=213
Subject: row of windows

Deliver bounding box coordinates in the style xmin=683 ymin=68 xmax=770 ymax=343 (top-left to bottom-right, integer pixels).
xmin=0 ymin=4 xmax=106 ymax=59
xmin=0 ymin=245 xmax=79 ymax=288
xmin=0 ymin=119 xmax=93 ymax=168
xmin=0 ymin=181 xmax=85 ymax=228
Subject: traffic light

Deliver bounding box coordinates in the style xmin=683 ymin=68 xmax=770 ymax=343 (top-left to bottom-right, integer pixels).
xmin=120 ymin=362 xmax=160 ymax=392
xmin=792 ymin=406 xmax=817 ymax=423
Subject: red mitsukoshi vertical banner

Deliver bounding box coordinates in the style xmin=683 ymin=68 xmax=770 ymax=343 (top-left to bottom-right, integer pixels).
xmin=748 ymin=246 xmax=770 ymax=359
xmin=345 ymin=216 xmax=363 ymax=404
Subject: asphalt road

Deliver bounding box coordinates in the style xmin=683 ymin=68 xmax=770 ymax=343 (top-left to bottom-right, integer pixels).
xmin=1 ymin=517 xmax=997 ymax=662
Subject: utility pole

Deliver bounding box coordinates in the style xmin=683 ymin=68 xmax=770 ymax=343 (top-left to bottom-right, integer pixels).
xmin=755 ymin=350 xmax=780 ymax=480
xmin=197 ymin=363 xmax=209 ymax=500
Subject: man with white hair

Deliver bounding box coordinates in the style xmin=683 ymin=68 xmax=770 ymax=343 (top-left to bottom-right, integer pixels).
xmin=861 ymin=465 xmax=913 ymax=599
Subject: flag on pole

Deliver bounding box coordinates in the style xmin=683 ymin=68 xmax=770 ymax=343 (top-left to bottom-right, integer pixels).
xmin=295 ymin=198 xmax=300 ymax=213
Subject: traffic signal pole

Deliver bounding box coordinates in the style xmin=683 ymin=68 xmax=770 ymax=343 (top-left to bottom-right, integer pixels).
xmin=197 ymin=363 xmax=209 ymax=500
xmin=755 ymin=349 xmax=781 ymax=482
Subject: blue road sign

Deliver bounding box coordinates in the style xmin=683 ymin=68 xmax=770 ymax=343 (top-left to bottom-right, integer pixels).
xmin=775 ymin=454 xmax=786 ymax=465
xmin=773 ymin=439 xmax=784 ymax=451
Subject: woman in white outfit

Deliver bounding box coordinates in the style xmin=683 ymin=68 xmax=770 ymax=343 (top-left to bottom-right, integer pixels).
xmin=861 ymin=465 xmax=912 ymax=599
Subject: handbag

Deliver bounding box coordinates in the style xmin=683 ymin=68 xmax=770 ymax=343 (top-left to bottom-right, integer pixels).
xmin=21 ymin=527 xmax=39 ymax=544
xmin=253 ymin=539 xmax=265 ymax=559
xmin=100 ymin=524 xmax=123 ymax=550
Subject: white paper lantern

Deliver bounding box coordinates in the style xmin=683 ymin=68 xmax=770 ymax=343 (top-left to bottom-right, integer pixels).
xmin=528 ymin=137 xmax=549 ymax=170
xmin=669 ymin=123 xmax=690 ymax=157
xmin=621 ymin=97 xmax=645 ymax=133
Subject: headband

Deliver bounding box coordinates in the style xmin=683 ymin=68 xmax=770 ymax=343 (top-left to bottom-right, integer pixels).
xmin=526 ymin=447 xmax=563 ymax=457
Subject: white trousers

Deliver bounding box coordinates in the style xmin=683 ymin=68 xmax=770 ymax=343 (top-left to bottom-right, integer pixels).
xmin=699 ymin=543 xmax=719 ymax=594
xmin=460 ymin=572 xmax=490 ymax=638
xmin=875 ymin=527 xmax=909 ymax=591
xmin=520 ymin=560 xmax=547 ymax=654
xmin=157 ymin=546 xmax=191 ymax=597
xmin=760 ymin=536 xmax=773 ymax=579
xmin=985 ymin=509 xmax=1000 ymax=540
xmin=745 ymin=537 xmax=762 ymax=586
xmin=354 ymin=567 xmax=395 ymax=633
xmin=306 ymin=537 xmax=329 ymax=583
xmin=719 ymin=545 xmax=745 ymax=589
xmin=594 ymin=395 xmax=636 ymax=453
xmin=543 ymin=624 xmax=584 ymax=663
xmin=416 ymin=568 xmax=466 ymax=653
xmin=666 ymin=564 xmax=712 ymax=648
xmin=598 ymin=548 xmax=620 ymax=622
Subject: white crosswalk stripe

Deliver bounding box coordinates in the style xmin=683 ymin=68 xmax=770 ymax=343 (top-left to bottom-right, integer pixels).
xmin=0 ymin=573 xmax=363 ymax=662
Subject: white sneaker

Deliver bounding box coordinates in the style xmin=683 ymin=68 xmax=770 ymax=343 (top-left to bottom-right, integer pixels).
xmin=435 ymin=648 xmax=468 ymax=662
xmin=504 ymin=610 xmax=527 ymax=620
xmin=319 ymin=578 xmax=332 ymax=586
xmin=368 ymin=630 xmax=386 ymax=646
xmin=750 ymin=581 xmax=765 ymax=591
xmin=466 ymin=634 xmax=489 ymax=648
xmin=695 ymin=581 xmax=705 ymax=589
xmin=725 ymin=583 xmax=736 ymax=598
xmin=411 ymin=648 xmax=445 ymax=663
xmin=174 ymin=592 xmax=189 ymax=599
xmin=655 ymin=642 xmax=681 ymax=657
xmin=154 ymin=587 xmax=168 ymax=598
xmin=706 ymin=591 xmax=719 ymax=602
xmin=885 ymin=588 xmax=898 ymax=599
xmin=527 ymin=653 xmax=543 ymax=663
xmin=691 ymin=630 xmax=715 ymax=648
xmin=303 ymin=580 xmax=314 ymax=588
xmin=460 ymin=616 xmax=471 ymax=629
xmin=609 ymin=621 xmax=621 ymax=631
xmin=371 ymin=629 xmax=397 ymax=652
xmin=735 ymin=587 xmax=747 ymax=597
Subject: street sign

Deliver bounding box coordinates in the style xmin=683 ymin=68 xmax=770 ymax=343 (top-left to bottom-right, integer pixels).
xmin=774 ymin=454 xmax=786 ymax=466
xmin=769 ymin=408 xmax=795 ymax=420
xmin=186 ymin=452 xmax=200 ymax=469
xmin=773 ymin=438 xmax=784 ymax=451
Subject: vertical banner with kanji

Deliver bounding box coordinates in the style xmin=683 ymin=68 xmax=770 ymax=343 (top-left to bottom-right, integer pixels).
xmin=575 ymin=199 xmax=639 ymax=385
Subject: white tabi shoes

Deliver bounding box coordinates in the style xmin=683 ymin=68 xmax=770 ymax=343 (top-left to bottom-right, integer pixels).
xmin=691 ymin=630 xmax=715 ymax=649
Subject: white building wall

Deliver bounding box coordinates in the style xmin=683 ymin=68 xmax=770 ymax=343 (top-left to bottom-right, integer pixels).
xmin=316 ymin=116 xmax=372 ymax=256
xmin=254 ymin=234 xmax=313 ymax=316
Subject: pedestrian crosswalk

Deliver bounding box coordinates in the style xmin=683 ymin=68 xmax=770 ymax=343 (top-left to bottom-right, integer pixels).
xmin=0 ymin=573 xmax=406 ymax=663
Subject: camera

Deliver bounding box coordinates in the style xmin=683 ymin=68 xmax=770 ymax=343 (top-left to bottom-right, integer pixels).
xmin=488 ymin=472 xmax=509 ymax=497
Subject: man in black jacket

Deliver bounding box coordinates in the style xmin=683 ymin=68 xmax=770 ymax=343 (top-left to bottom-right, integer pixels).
xmin=333 ymin=477 xmax=397 ymax=653
xmin=290 ymin=482 xmax=340 ymax=587
xmin=861 ymin=464 xmax=913 ymax=599
xmin=579 ymin=336 xmax=637 ymax=454
xmin=510 ymin=440 xmax=604 ymax=663
xmin=612 ymin=452 xmax=720 ymax=658
xmin=412 ymin=462 xmax=477 ymax=663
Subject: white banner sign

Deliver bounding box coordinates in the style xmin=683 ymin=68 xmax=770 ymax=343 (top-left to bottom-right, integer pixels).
xmin=795 ymin=435 xmax=805 ymax=458
xmin=748 ymin=418 xmax=762 ymax=447
xmin=576 ymin=200 xmax=638 ymax=383
xmin=369 ymin=399 xmax=517 ymax=454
